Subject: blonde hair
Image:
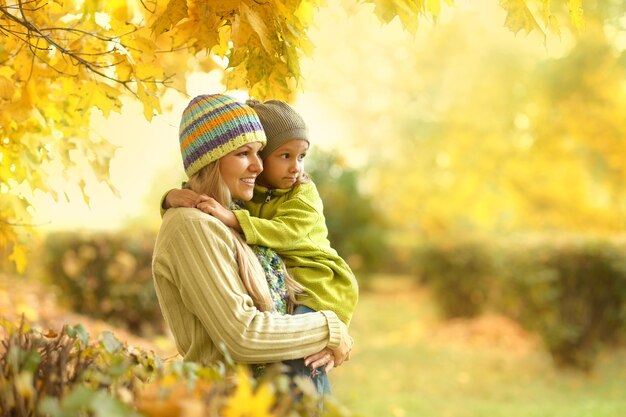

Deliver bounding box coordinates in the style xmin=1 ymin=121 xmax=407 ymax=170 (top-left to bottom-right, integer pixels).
xmin=187 ymin=161 xmax=301 ymax=312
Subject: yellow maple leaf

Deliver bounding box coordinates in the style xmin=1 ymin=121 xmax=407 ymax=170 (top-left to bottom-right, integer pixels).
xmin=0 ymin=67 xmax=15 ymax=77
xmin=427 ymin=0 xmax=441 ymax=17
xmin=136 ymin=63 xmax=164 ymax=80
xmin=93 ymin=83 xmax=123 ymax=117
xmin=185 ymin=0 xmax=220 ymax=51
xmin=151 ymin=0 xmax=188 ymax=35
xmin=221 ymin=367 xmax=276 ymax=417
xmin=0 ymin=76 xmax=15 ymax=100
xmin=113 ymin=55 xmax=133 ymax=81
xmin=104 ymin=0 xmax=130 ymax=22
xmin=548 ymin=14 xmax=561 ymax=36
xmin=241 ymin=3 xmax=272 ymax=53
xmin=78 ymin=179 xmax=90 ymax=206
xmin=569 ymin=0 xmax=584 ymax=31
xmin=9 ymin=243 xmax=28 ymax=274
xmin=82 ymin=0 xmax=101 ymax=22
xmin=499 ymin=0 xmax=545 ymax=37
xmin=137 ymin=83 xmax=161 ymax=121
xmin=212 ymin=25 xmax=232 ymax=56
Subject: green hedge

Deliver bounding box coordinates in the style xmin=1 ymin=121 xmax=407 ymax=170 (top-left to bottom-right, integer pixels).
xmin=414 ymin=235 xmax=626 ymax=370
xmin=499 ymin=238 xmax=626 ymax=370
xmin=415 ymin=239 xmax=494 ymax=318
xmin=41 ymin=231 xmax=163 ymax=336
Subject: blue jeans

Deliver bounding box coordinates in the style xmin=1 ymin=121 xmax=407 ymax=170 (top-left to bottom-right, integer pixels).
xmin=284 ymin=305 xmax=332 ymax=395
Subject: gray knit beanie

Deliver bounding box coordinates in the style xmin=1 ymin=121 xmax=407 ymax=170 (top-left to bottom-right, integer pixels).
xmin=246 ymin=99 xmax=309 ymax=159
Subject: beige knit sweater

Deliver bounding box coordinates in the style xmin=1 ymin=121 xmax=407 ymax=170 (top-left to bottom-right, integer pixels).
xmin=152 ymin=207 xmax=344 ymax=364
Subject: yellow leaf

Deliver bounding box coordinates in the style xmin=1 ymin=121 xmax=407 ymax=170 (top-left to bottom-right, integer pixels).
xmin=78 ymin=179 xmax=90 ymax=206
xmin=104 ymin=0 xmax=130 ymax=22
xmin=227 ymin=48 xmax=248 ymax=69
xmin=212 ymin=25 xmax=232 ymax=56
xmin=223 ymin=63 xmax=249 ymax=92
xmin=177 ymin=1 xmax=220 ymax=51
xmin=427 ymin=0 xmax=440 ymax=17
xmin=241 ymin=3 xmax=272 ymax=53
xmin=569 ymin=0 xmax=584 ymax=31
xmin=0 ymin=76 xmax=16 ymax=100
xmin=538 ymin=0 xmax=550 ymax=22
xmin=213 ymin=0 xmax=240 ymax=13
xmin=9 ymin=243 xmax=28 ymax=274
xmin=137 ymin=83 xmax=161 ymax=121
xmin=266 ymin=66 xmax=294 ymax=101
xmin=197 ymin=55 xmax=222 ymax=73
xmin=114 ymin=55 xmax=133 ymax=81
xmin=246 ymin=50 xmax=271 ymax=87
xmin=222 ymin=367 xmax=276 ymax=417
xmin=499 ymin=0 xmax=545 ymax=37
xmin=136 ymin=63 xmax=164 ymax=80
xmin=125 ymin=36 xmax=158 ymax=61
xmin=548 ymin=14 xmax=561 ymax=36
xmin=0 ymin=67 xmax=15 ymax=77
xmin=294 ymin=0 xmax=316 ymax=24
xmin=82 ymin=0 xmax=102 ymax=21
xmin=368 ymin=0 xmax=422 ymax=34
xmin=15 ymin=372 xmax=35 ymax=399
xmin=151 ymin=0 xmax=188 ymax=34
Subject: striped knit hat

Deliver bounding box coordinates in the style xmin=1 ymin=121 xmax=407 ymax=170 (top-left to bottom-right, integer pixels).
xmin=179 ymin=94 xmax=266 ymax=177
xmin=246 ymin=99 xmax=309 ymax=159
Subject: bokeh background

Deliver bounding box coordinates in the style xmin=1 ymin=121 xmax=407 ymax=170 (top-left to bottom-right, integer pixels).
xmin=3 ymin=1 xmax=626 ymax=416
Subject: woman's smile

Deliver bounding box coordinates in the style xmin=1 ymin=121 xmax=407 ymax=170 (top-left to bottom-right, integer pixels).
xmin=219 ymin=142 xmax=264 ymax=201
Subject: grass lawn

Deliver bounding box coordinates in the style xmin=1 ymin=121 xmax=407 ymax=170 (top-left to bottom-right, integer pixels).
xmin=330 ymin=276 xmax=626 ymax=417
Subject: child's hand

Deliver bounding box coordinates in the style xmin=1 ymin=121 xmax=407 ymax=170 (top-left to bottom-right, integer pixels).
xmin=196 ymin=197 xmax=241 ymax=231
xmin=164 ymin=189 xmax=204 ymax=209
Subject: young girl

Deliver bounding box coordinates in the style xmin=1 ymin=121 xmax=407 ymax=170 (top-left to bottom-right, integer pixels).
xmin=164 ymin=99 xmax=359 ymax=392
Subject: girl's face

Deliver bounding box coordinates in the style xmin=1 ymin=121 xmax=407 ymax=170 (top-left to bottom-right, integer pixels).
xmin=257 ymin=139 xmax=309 ymax=189
xmin=219 ymin=142 xmax=264 ymax=201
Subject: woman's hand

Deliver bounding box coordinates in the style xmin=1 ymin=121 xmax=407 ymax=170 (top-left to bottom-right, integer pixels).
xmin=304 ymin=348 xmax=335 ymax=373
xmin=196 ymin=197 xmax=241 ymax=230
xmin=164 ymin=189 xmax=205 ymax=209
xmin=330 ymin=322 xmax=353 ymax=367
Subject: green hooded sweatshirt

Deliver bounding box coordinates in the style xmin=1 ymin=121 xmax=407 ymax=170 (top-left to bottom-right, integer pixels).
xmin=233 ymin=181 xmax=358 ymax=325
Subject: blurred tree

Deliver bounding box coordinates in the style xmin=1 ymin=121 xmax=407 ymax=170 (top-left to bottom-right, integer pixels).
xmin=303 ymin=0 xmax=626 ymax=246
xmin=307 ymin=150 xmax=389 ymax=276
xmin=414 ymin=1 xmax=626 ymax=235
xmin=0 ymin=0 xmax=588 ymax=271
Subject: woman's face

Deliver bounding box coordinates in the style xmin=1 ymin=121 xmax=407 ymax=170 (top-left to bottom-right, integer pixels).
xmin=219 ymin=142 xmax=264 ymax=201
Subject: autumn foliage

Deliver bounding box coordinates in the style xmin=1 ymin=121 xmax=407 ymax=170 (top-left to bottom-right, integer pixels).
xmin=0 ymin=0 xmax=589 ymax=272
xmin=0 ymin=318 xmax=352 ymax=417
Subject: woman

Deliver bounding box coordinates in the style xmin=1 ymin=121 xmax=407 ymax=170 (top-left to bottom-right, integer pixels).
xmin=152 ymin=94 xmax=352 ymax=374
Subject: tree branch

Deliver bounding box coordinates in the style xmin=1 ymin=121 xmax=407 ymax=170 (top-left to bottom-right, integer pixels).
xmin=0 ymin=1 xmax=166 ymax=96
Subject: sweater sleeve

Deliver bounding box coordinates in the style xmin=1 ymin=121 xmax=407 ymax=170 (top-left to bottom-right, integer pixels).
xmin=159 ymin=190 xmax=169 ymax=218
xmin=233 ymin=195 xmax=319 ymax=250
xmin=154 ymin=209 xmax=343 ymax=363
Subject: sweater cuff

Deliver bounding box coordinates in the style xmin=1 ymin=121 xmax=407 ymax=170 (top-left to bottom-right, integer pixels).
xmin=320 ymin=310 xmax=342 ymax=350
xmin=233 ymin=210 xmax=256 ymax=244
xmin=159 ymin=190 xmax=169 ymax=218
xmin=160 ymin=184 xmax=188 ymax=218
